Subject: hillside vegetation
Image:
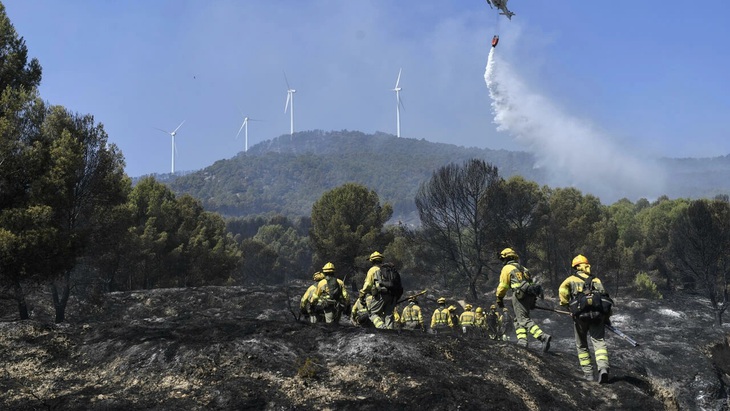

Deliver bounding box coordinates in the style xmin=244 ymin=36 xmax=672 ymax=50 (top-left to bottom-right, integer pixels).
xmin=167 ymin=130 xmax=730 ymax=221
xmin=168 ymin=130 xmax=544 ymax=220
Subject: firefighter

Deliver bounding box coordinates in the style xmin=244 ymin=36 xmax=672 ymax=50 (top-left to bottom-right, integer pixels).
xmin=358 ymin=251 xmax=401 ymax=329
xmin=501 ymin=307 xmax=512 ymax=341
xmin=559 ymin=254 xmax=613 ymax=383
xmin=475 ymin=307 xmax=487 ymax=337
xmin=301 ymin=272 xmax=325 ymax=323
xmin=430 ymin=297 xmax=453 ymax=334
xmin=459 ymin=304 xmax=477 ymax=335
xmin=351 ymin=294 xmax=374 ymax=327
xmin=400 ymin=297 xmax=425 ymax=331
xmin=448 ymin=305 xmax=460 ymax=328
xmin=495 ymin=248 xmax=551 ymax=351
xmin=486 ymin=304 xmax=503 ymax=340
xmin=312 ymin=262 xmax=349 ymax=324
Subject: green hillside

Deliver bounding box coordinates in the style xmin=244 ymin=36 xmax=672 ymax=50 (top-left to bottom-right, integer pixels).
xmin=168 ymin=130 xmax=544 ymax=220
xmin=166 ymin=130 xmax=730 ymax=220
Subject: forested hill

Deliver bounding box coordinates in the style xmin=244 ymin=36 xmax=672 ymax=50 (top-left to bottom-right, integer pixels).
xmin=658 ymin=155 xmax=730 ymax=199
xmin=167 ymin=130 xmax=544 ymax=219
xmin=165 ymin=130 xmax=730 ymax=220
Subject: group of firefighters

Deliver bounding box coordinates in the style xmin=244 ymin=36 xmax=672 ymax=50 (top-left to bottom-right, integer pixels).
xmin=426 ymin=298 xmax=511 ymax=341
xmin=299 ymin=247 xmax=613 ymax=384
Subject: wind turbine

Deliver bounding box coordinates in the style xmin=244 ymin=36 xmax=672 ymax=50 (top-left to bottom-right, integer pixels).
xmin=235 ymin=113 xmax=260 ymax=152
xmin=392 ymin=68 xmax=404 ymax=138
xmin=154 ymin=120 xmax=185 ymax=174
xmin=284 ymin=72 xmax=296 ymax=136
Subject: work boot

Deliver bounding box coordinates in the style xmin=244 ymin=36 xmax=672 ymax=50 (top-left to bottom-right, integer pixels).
xmin=584 ymin=372 xmax=594 ymax=382
xmin=598 ymin=368 xmax=609 ymax=384
xmin=540 ymin=333 xmax=552 ymax=353
xmin=516 ymin=339 xmax=528 ymax=348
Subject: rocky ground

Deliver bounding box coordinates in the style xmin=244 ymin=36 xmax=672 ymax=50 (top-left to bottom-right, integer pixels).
xmin=0 ymin=283 xmax=729 ymax=410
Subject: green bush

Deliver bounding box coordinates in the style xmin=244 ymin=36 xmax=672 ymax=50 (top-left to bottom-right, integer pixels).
xmin=634 ymin=272 xmax=663 ymax=300
xmin=296 ymin=357 xmax=321 ymax=380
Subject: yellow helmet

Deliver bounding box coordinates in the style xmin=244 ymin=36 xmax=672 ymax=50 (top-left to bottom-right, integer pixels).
xmin=500 ymin=247 xmax=519 ymax=260
xmin=572 ymin=254 xmax=589 ymax=268
xmin=313 ymin=272 xmax=324 ymax=281
xmin=369 ymin=251 xmax=383 ymax=262
xmin=322 ymin=262 xmax=335 ymax=273
xmin=437 ymin=297 xmax=446 ymax=304
xmin=475 ymin=307 xmax=483 ymax=314
xmin=490 ymin=304 xmax=496 ymax=310
xmin=408 ymin=296 xmax=417 ymax=303
xmin=465 ymin=304 xmax=473 ymax=310
xmin=448 ymin=305 xmax=457 ymax=311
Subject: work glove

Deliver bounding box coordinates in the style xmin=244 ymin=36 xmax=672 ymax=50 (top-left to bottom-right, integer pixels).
xmin=529 ymin=284 xmax=544 ymax=299
xmin=496 ymin=298 xmax=504 ymax=309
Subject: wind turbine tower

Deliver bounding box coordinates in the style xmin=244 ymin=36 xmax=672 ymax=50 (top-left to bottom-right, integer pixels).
xmin=284 ymin=73 xmax=296 ymax=136
xmin=236 ymin=114 xmax=259 ymax=152
xmin=155 ymin=120 xmax=185 ymax=174
xmin=392 ymin=68 xmax=404 ymax=138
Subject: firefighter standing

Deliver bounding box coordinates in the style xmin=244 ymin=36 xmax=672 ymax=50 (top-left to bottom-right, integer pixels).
xmin=312 ymin=262 xmax=349 ymax=324
xmin=459 ymin=304 xmax=477 ymax=335
xmin=495 ymin=247 xmax=551 ymax=351
xmin=448 ymin=305 xmax=460 ymax=328
xmin=501 ymin=307 xmax=512 ymax=341
xmin=430 ymin=297 xmax=453 ymax=334
xmin=486 ymin=304 xmax=503 ymax=340
xmin=474 ymin=307 xmax=487 ymax=337
xmin=400 ymin=297 xmax=425 ymax=331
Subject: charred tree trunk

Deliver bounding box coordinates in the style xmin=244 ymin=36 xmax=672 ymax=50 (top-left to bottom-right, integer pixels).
xmin=13 ymin=280 xmax=29 ymax=320
xmin=469 ymin=278 xmax=478 ymax=300
xmin=51 ymin=271 xmax=71 ymax=323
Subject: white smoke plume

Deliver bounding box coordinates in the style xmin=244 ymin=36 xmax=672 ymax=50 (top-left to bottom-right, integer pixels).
xmin=484 ymin=48 xmax=666 ymax=203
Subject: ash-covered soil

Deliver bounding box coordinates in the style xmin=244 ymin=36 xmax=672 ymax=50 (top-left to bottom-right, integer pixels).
xmin=1 ymin=283 xmax=729 ymax=410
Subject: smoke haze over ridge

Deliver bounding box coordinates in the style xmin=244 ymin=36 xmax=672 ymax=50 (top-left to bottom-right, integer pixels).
xmin=484 ymin=47 xmax=667 ymax=202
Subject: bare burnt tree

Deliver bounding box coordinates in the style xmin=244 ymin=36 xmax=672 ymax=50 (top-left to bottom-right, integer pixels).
xmin=669 ymin=199 xmax=730 ymax=325
xmin=415 ymin=159 xmax=502 ymax=299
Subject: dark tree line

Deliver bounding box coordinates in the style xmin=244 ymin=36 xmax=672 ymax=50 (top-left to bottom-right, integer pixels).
xmin=0 ymin=5 xmax=241 ymax=322
xmin=406 ymin=159 xmax=729 ymax=325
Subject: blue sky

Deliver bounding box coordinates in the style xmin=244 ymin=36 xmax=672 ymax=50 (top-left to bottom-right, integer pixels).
xmin=4 ymin=0 xmax=730 ymax=178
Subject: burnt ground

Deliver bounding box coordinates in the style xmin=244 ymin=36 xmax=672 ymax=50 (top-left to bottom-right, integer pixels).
xmin=0 ymin=283 xmax=729 ymax=410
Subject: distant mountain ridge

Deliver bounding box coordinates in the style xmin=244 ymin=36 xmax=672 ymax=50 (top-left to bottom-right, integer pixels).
xmin=165 ymin=130 xmax=730 ymax=220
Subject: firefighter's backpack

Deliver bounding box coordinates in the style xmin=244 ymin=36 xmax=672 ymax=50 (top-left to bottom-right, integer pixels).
xmin=375 ymin=263 xmax=403 ymax=299
xmin=568 ymin=275 xmax=612 ymax=320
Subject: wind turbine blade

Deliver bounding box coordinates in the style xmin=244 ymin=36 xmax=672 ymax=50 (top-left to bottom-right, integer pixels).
xmin=285 ymin=93 xmax=291 ymax=113
xmin=398 ymin=94 xmax=405 ymax=111
xmin=395 ymin=68 xmax=402 ymax=88
xmin=283 ymin=70 xmax=291 ymax=90
xmin=235 ymin=121 xmax=245 ymax=139
xmin=173 ymin=120 xmax=185 ymax=134
xmin=154 ymin=127 xmax=169 ymax=135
